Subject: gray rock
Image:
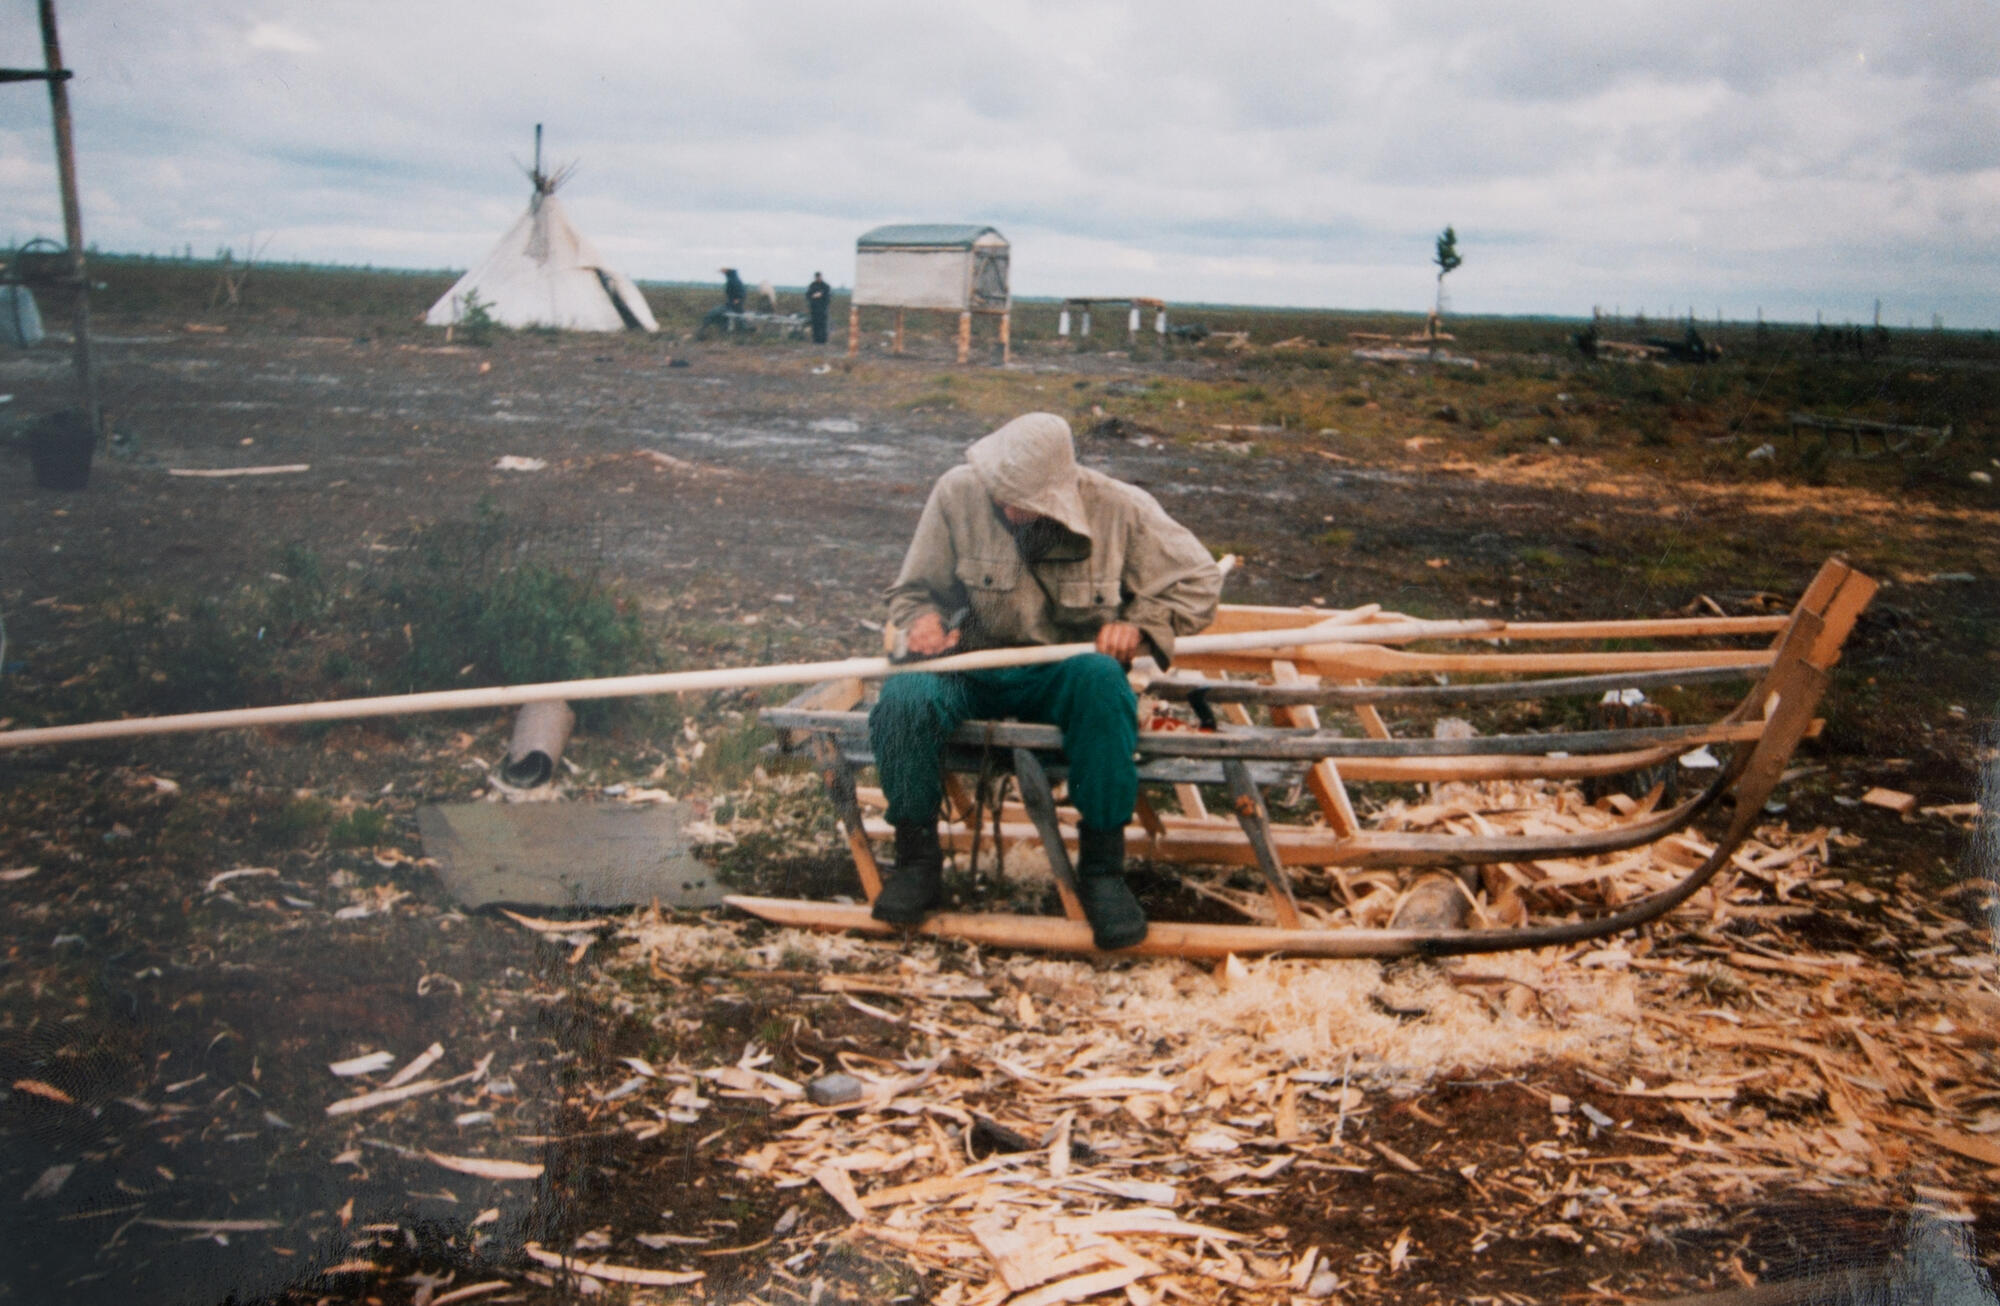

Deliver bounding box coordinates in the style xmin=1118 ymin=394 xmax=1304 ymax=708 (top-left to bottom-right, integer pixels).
xmin=806 ymin=1073 xmax=865 ymax=1106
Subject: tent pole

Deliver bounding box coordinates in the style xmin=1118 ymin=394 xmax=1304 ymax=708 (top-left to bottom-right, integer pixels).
xmin=39 ymin=0 xmax=97 ymax=440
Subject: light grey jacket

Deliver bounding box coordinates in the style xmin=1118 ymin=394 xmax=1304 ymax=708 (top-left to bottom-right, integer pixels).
xmin=885 ymin=417 xmax=1222 ymax=661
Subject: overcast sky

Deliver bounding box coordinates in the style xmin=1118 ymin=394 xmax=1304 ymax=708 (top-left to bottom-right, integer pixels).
xmin=3 ymin=1 xmax=1995 ymax=325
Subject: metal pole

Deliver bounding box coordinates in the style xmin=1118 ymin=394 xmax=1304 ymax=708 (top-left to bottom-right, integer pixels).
xmin=39 ymin=0 xmax=98 ymax=439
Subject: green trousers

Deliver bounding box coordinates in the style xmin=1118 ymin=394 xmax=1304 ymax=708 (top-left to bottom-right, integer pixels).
xmin=870 ymin=653 xmax=1138 ymax=831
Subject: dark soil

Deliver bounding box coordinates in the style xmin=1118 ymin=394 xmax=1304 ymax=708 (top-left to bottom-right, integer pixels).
xmin=2 ymin=271 xmax=1996 ymax=1303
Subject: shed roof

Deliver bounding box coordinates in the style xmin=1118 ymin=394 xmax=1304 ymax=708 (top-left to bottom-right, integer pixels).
xmin=857 ymin=223 xmax=1005 ymax=249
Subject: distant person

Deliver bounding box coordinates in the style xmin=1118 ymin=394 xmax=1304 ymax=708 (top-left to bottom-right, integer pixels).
xmin=805 ymin=271 xmax=832 ymax=344
xmin=701 ymin=268 xmax=750 ymax=336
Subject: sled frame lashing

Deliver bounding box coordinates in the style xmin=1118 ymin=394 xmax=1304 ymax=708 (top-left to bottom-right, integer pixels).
xmin=738 ymin=559 xmax=1877 ymax=958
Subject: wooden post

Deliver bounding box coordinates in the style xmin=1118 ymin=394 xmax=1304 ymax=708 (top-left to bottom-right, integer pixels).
xmin=1127 ymin=305 xmax=1140 ymax=337
xmin=893 ymin=307 xmax=904 ymax=354
xmin=956 ymin=310 xmax=971 ymax=364
xmin=999 ymin=310 xmax=1011 ymax=365
xmin=39 ymin=0 xmax=97 ymax=439
xmin=1080 ymin=307 xmax=1091 ymax=338
xmin=846 ymin=305 xmax=859 ymax=357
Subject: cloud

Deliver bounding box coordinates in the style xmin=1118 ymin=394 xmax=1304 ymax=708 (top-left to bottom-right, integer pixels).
xmin=0 ymin=0 xmax=1992 ymax=323
xmin=245 ymin=21 xmax=317 ymax=55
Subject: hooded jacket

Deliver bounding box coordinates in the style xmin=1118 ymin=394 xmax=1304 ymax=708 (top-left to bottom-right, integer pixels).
xmin=885 ymin=413 xmax=1223 ymax=661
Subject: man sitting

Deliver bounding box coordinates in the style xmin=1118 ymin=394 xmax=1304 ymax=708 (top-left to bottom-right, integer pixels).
xmin=870 ymin=413 xmax=1223 ymax=948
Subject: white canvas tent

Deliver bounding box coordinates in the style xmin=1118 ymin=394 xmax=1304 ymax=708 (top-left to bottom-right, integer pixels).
xmin=427 ymin=152 xmax=657 ymax=334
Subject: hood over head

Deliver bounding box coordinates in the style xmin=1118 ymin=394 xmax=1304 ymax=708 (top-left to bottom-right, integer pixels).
xmin=964 ymin=413 xmax=1090 ymax=538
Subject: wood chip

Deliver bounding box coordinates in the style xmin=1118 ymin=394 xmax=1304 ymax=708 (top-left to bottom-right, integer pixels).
xmin=12 ymin=1079 xmax=74 ymax=1105
xmin=324 ymin=1053 xmax=491 ymax=1117
xmin=813 ymin=1164 xmax=868 ymax=1222
xmin=385 ymin=1042 xmax=446 ymax=1089
xmin=1056 ymin=1076 xmax=1176 ymax=1098
xmin=328 ymin=1051 xmax=396 ymax=1078
xmin=1012 ymin=1267 xmax=1150 ymax=1306
xmin=858 ymin=1172 xmax=987 ymax=1210
xmin=167 ymin=464 xmax=311 ymax=478
xmin=428 ymin=1282 xmax=514 ymax=1306
xmin=425 ymin=1152 xmax=544 ymax=1181
xmin=1864 ymin=1112 xmax=2000 ymax=1167
xmin=520 ymin=1243 xmax=704 ymax=1286
xmin=1860 ymin=787 xmax=1918 ymax=815
xmin=500 ymin=909 xmax=610 ymax=933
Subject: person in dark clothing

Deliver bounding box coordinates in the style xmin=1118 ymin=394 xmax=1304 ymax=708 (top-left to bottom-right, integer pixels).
xmin=805 ymin=271 xmax=832 ymax=344
xmin=700 ymin=268 xmax=750 ymax=336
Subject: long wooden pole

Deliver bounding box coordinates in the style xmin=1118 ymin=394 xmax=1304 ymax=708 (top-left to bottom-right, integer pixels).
xmin=39 ymin=0 xmax=97 ymax=438
xmin=0 ymin=615 xmax=1498 ymax=752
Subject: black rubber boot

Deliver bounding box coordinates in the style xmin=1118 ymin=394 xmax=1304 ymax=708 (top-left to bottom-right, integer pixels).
xmin=1075 ymin=824 xmax=1147 ymax=950
xmin=871 ymin=822 xmax=943 ymax=925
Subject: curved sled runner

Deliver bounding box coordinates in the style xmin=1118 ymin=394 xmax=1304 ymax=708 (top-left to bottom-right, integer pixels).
xmin=735 ymin=559 xmax=1876 ymax=958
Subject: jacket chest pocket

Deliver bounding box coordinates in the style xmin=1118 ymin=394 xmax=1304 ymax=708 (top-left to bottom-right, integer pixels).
xmin=1050 ymin=569 xmax=1120 ymax=616
xmin=955 ymin=554 xmax=1022 ymax=594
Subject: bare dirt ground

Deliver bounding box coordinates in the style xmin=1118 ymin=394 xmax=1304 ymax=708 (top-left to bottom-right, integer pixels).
xmin=1 ymin=276 xmax=1997 ymax=1305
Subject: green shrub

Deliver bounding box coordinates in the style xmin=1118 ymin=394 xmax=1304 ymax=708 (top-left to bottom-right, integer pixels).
xmin=377 ymin=511 xmax=649 ymax=726
xmin=104 ymin=595 xmax=273 ymax=716
xmin=458 ymin=288 xmax=497 ymax=346
xmin=329 ymin=806 xmax=389 ymax=847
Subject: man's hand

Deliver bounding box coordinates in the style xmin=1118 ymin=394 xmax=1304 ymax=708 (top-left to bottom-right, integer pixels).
xmin=1095 ymin=621 xmax=1143 ymax=665
xmin=904 ymin=610 xmax=963 ymax=659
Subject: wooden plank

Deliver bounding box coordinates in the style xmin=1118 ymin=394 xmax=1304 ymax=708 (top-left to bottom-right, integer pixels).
xmin=810 ymin=736 xmax=881 ymax=900
xmin=1200 ymin=605 xmax=1788 ymax=642
xmin=1223 ymin=759 xmax=1302 ymax=927
xmin=771 ymin=710 xmax=1770 ymax=759
xmin=1012 ymin=748 xmax=1086 ymax=921
xmin=727 ymin=896 xmax=1490 ymax=958
xmin=867 ymin=795 xmax=1720 ymax=870
xmin=1144 ymin=662 xmax=1765 ymax=709
xmin=1269 ymin=659 xmax=1360 ymax=839
xmin=1177 ymin=645 xmax=1775 ymax=678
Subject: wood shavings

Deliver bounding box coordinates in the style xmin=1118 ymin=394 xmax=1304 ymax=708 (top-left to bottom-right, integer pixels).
xmin=424 ymin=1151 xmax=544 ymax=1181
xmin=520 ymin=1242 xmax=704 ymax=1286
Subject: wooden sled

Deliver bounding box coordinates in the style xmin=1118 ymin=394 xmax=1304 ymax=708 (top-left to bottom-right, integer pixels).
xmin=734 ymin=559 xmax=1876 ymax=958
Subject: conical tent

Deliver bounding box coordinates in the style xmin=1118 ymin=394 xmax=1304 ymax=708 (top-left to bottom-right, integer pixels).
xmin=427 ymin=168 xmax=657 ymax=333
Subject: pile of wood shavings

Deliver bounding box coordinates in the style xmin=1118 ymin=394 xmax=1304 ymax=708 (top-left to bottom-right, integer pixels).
xmin=573 ymin=788 xmax=1997 ymax=1303
xmin=1179 ymin=777 xmax=1838 ymax=929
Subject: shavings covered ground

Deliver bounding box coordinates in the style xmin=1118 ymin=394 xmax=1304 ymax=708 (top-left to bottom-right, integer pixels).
xmin=580 ymin=780 xmax=2000 ymax=1305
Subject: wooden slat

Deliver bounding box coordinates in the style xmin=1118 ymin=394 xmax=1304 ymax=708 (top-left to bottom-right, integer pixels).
xmin=1223 ymin=759 xmax=1302 ymax=926
xmin=1176 ymin=645 xmax=1776 ymax=678
xmin=1270 ymin=659 xmax=1360 ymax=838
xmin=768 ymin=709 xmax=1769 ymax=759
xmin=1200 ymin=604 xmax=1788 ymax=642
xmin=1011 ymin=748 xmax=1085 ymax=922
xmin=1144 ymin=662 xmax=1765 ymax=708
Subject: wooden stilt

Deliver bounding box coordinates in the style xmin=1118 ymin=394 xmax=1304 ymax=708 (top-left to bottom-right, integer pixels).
xmin=956 ymin=311 xmax=971 ymax=364
xmin=1270 ymin=660 xmax=1361 ymax=839
xmin=999 ymin=311 xmax=1011 ymax=364
xmin=1012 ymin=749 xmax=1086 ymax=921
xmin=846 ymin=305 xmax=860 ymax=357
xmin=893 ymin=308 xmax=904 ymax=354
xmin=808 ymin=736 xmax=881 ymax=900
